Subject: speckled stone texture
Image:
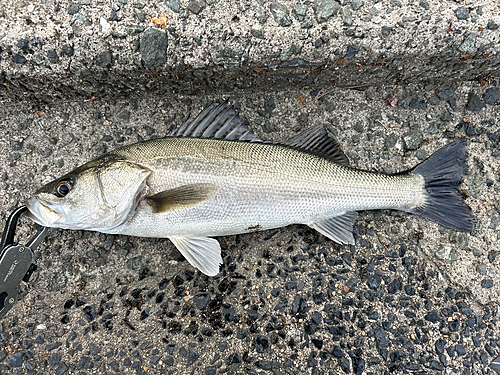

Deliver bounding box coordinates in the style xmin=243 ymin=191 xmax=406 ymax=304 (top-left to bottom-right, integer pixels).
xmin=0 ymin=0 xmax=500 ymax=374
xmin=0 ymin=0 xmax=499 ymax=101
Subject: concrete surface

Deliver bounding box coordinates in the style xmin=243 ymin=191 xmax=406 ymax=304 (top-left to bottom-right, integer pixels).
xmin=0 ymin=0 xmax=499 ymax=374
xmin=0 ymin=0 xmax=499 ymax=100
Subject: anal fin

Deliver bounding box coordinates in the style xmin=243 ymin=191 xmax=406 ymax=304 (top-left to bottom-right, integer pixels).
xmin=169 ymin=236 xmax=222 ymax=276
xmin=309 ymin=212 xmax=358 ymax=245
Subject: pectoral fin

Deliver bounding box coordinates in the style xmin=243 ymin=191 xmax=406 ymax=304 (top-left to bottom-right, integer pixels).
xmin=309 ymin=212 xmax=358 ymax=245
xmin=147 ymin=183 xmax=217 ymax=213
xmin=169 ymin=236 xmax=222 ymax=276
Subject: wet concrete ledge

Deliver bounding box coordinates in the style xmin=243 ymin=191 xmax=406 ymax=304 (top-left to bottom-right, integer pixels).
xmin=0 ymin=0 xmax=499 ymax=102
xmin=1 ymin=49 xmax=499 ymax=105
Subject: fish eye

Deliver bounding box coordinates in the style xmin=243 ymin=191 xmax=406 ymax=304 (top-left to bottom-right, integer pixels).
xmin=55 ymin=180 xmax=73 ymax=197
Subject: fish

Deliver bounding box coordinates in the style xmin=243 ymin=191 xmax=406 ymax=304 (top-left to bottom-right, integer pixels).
xmin=26 ymin=100 xmax=475 ymax=276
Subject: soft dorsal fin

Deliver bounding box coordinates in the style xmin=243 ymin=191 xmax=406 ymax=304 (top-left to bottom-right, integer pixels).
xmin=170 ymin=100 xmax=258 ymax=141
xmin=147 ymin=183 xmax=218 ymax=213
xmin=284 ymin=125 xmax=349 ymax=166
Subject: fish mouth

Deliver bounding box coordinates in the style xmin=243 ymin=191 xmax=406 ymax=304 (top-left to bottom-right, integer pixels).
xmin=25 ymin=197 xmax=63 ymax=227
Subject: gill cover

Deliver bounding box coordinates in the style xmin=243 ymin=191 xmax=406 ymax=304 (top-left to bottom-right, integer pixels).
xmin=96 ymin=161 xmax=152 ymax=229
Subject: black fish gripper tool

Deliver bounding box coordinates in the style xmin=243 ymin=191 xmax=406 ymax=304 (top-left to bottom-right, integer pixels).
xmin=0 ymin=206 xmax=48 ymax=319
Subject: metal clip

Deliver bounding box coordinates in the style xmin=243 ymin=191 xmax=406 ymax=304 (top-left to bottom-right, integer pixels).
xmin=0 ymin=206 xmax=48 ymax=319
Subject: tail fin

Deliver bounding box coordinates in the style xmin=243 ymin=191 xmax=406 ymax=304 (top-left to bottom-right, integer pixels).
xmin=407 ymin=140 xmax=475 ymax=232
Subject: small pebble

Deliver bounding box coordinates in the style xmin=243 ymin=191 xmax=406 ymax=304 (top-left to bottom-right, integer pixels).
xmin=466 ymin=93 xmax=485 ymax=112
xmin=481 ymin=279 xmax=494 ymax=289
xmin=455 ymin=8 xmax=470 ymax=20
xmin=425 ymin=310 xmax=440 ymax=323
xmin=269 ymin=2 xmax=292 ymax=27
xmin=47 ymin=50 xmax=59 ymax=63
xmin=12 ymin=53 xmax=27 ymax=64
xmin=9 ymin=353 xmax=24 ymax=368
xmin=484 ymin=88 xmax=500 ymax=106
xmin=487 ymin=19 xmax=499 ymax=30
xmin=315 ymin=0 xmax=340 ymax=23
xmin=165 ymin=0 xmax=180 ymax=13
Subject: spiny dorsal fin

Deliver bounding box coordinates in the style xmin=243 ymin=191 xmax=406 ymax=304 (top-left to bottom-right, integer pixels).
xmin=309 ymin=211 xmax=358 ymax=245
xmin=170 ymin=100 xmax=258 ymax=141
xmin=284 ymin=125 xmax=349 ymax=166
xmin=147 ymin=183 xmax=218 ymax=213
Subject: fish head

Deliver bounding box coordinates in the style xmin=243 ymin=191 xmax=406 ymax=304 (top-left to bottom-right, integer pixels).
xmin=26 ymin=157 xmax=151 ymax=231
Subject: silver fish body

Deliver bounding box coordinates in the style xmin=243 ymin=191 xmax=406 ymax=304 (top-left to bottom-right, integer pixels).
xmin=110 ymin=138 xmax=424 ymax=238
xmin=26 ymin=101 xmax=475 ymax=275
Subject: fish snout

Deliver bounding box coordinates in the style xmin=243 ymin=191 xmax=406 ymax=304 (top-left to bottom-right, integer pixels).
xmin=26 ymin=196 xmax=63 ymax=226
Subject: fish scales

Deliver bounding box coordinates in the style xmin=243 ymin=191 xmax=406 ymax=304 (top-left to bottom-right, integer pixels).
xmin=110 ymin=138 xmax=424 ymax=238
